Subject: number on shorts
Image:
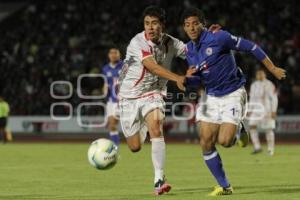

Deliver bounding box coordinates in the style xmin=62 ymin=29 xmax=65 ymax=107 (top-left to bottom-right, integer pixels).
xmin=230 ymin=108 xmax=235 ymax=116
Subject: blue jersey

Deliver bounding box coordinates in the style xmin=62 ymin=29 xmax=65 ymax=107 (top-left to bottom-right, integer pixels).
xmin=186 ymin=30 xmax=266 ymax=97
xmin=102 ymin=60 xmax=123 ymax=102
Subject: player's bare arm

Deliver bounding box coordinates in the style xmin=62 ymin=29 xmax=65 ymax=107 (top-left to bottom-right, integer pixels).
xmin=142 ymin=56 xmax=186 ymax=91
xmin=185 ymin=66 xmax=197 ymax=76
xmin=262 ymin=57 xmax=286 ymax=80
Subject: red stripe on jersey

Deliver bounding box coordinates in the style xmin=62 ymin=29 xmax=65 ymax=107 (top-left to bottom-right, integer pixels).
xmin=142 ymin=49 xmax=152 ymax=58
xmin=133 ymin=66 xmax=146 ymax=87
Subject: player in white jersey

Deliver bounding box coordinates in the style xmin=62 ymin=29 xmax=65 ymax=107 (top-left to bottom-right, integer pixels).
xmin=248 ymin=68 xmax=278 ymax=155
xmin=118 ymin=6 xmax=188 ymax=195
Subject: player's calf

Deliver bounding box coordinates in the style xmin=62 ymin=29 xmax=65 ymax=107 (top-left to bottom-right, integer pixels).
xmin=200 ymin=137 xmax=215 ymax=152
xmin=199 ymin=121 xmax=219 ymax=152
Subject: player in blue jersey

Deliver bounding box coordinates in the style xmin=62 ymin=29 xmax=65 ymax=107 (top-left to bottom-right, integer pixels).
xmin=182 ymin=8 xmax=286 ymax=196
xmin=102 ymin=47 xmax=123 ymax=146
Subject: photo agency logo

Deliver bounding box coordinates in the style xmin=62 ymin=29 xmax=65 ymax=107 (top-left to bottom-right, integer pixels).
xmin=50 ymin=75 xmax=267 ymax=127
xmin=50 ymin=74 xmax=108 ymax=128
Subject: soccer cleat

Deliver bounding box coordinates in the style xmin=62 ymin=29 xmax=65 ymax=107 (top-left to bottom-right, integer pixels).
xmin=237 ymin=121 xmax=249 ymax=148
xmin=154 ymin=178 xmax=172 ymax=195
xmin=208 ymin=185 xmax=233 ymax=196
xmin=251 ymin=148 xmax=263 ymax=155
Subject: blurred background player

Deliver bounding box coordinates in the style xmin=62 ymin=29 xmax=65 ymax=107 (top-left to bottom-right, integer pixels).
xmin=182 ymin=7 xmax=286 ymax=196
xmin=102 ymin=47 xmax=123 ymax=146
xmin=118 ymin=6 xmax=187 ymax=195
xmin=248 ymin=68 xmax=278 ymax=155
xmin=0 ymin=96 xmax=10 ymax=143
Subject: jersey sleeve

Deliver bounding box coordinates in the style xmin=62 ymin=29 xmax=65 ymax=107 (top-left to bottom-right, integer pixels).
xmin=128 ymin=38 xmax=154 ymax=62
xmin=172 ymin=37 xmax=186 ymax=60
xmin=215 ymin=30 xmax=267 ymax=61
xmin=102 ymin=66 xmax=107 ymax=75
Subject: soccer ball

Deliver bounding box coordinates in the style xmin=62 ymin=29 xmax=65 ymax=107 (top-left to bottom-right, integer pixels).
xmin=87 ymin=138 xmax=119 ymax=170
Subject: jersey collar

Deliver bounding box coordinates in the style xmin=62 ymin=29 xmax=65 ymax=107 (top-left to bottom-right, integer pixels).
xmin=143 ymin=31 xmax=165 ymax=47
xmin=192 ymin=29 xmax=208 ymax=51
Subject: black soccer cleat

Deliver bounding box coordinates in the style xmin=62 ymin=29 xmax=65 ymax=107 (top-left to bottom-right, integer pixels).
xmin=154 ymin=177 xmax=171 ymax=195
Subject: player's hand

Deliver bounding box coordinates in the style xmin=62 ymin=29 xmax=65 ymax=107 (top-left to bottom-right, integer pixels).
xmin=186 ymin=66 xmax=197 ymax=77
xmin=208 ymin=24 xmax=222 ymax=33
xmin=271 ymin=66 xmax=286 ymax=80
xmin=176 ymin=76 xmax=186 ymax=91
xmin=271 ymin=112 xmax=277 ymax=119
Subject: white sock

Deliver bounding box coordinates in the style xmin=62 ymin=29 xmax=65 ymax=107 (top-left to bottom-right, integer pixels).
xmin=250 ymin=129 xmax=261 ymax=150
xmin=151 ymin=137 xmax=165 ymax=184
xmin=109 ymin=131 xmax=118 ymax=136
xmin=265 ymin=130 xmax=275 ymax=153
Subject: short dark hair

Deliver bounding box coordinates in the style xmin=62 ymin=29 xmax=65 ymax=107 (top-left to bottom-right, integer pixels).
xmin=181 ymin=7 xmax=206 ymax=25
xmin=108 ymin=46 xmax=120 ymax=51
xmin=142 ymin=6 xmax=166 ymax=24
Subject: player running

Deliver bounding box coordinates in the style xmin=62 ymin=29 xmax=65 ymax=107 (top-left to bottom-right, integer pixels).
xmin=102 ymin=47 xmax=123 ymax=146
xmin=117 ymin=6 xmax=188 ymax=195
xmin=248 ymin=68 xmax=278 ymax=156
xmin=182 ymin=8 xmax=286 ymax=196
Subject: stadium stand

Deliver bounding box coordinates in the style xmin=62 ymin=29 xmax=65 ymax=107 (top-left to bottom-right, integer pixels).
xmin=0 ymin=0 xmax=299 ymax=115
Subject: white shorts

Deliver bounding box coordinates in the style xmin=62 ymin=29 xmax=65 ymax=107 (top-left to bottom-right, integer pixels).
xmin=248 ymin=113 xmax=276 ymax=130
xmin=196 ymin=87 xmax=247 ymax=125
xmin=106 ymin=101 xmax=119 ymax=118
xmin=119 ymin=94 xmax=165 ymax=140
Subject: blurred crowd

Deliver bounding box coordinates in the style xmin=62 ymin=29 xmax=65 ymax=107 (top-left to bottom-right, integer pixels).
xmin=0 ymin=0 xmax=299 ymax=115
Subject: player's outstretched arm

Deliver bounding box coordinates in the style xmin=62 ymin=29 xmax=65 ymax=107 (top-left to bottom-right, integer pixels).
xmin=261 ymin=57 xmax=286 ymax=80
xmin=216 ymin=30 xmax=287 ymax=80
xmin=142 ymin=56 xmax=186 ymax=91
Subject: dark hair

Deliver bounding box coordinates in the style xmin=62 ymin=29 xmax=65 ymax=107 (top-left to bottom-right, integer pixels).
xmin=142 ymin=6 xmax=166 ymax=25
xmin=181 ymin=7 xmax=206 ymax=25
xmin=108 ymin=46 xmax=120 ymax=51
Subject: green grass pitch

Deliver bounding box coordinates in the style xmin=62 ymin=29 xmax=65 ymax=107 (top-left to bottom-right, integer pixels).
xmin=0 ymin=143 xmax=300 ymax=200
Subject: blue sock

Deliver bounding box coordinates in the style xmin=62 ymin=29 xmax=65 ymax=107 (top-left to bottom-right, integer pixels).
xmin=203 ymin=148 xmax=230 ymax=188
xmin=109 ymin=131 xmax=120 ymax=146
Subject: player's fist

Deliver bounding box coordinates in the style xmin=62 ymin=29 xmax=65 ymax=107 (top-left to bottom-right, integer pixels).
xmin=186 ymin=66 xmax=197 ymax=77
xmin=271 ymin=112 xmax=277 ymax=119
xmin=176 ymin=76 xmax=186 ymax=91
xmin=271 ymin=67 xmax=286 ymax=80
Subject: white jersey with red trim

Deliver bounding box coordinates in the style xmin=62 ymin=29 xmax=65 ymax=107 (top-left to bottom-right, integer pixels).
xmin=118 ymin=31 xmax=186 ymax=99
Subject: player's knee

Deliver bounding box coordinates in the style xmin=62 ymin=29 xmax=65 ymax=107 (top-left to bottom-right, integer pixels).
xmin=149 ymin=127 xmax=162 ymax=138
xmin=219 ymin=137 xmax=234 ymax=148
xmin=108 ymin=124 xmax=117 ymax=132
xmin=127 ymin=139 xmax=142 ymax=152
xmin=129 ymin=145 xmax=141 ymax=153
